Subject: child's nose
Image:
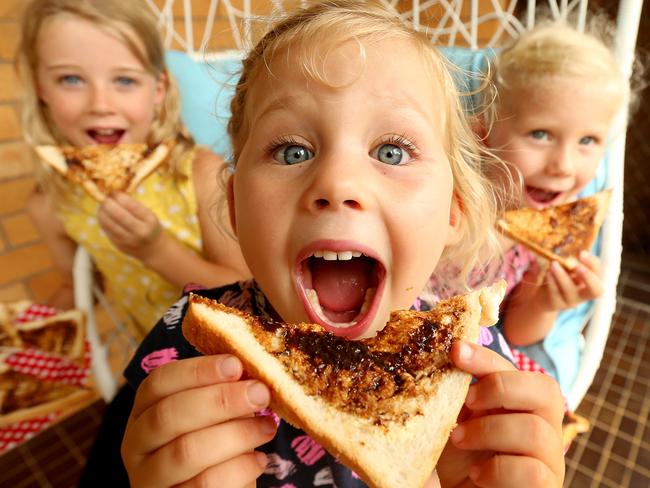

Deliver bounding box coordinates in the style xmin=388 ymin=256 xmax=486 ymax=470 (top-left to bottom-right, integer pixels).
xmin=88 ymin=84 xmax=115 ymax=114
xmin=301 ymin=154 xmax=369 ymax=213
xmin=547 ymin=144 xmax=575 ymax=177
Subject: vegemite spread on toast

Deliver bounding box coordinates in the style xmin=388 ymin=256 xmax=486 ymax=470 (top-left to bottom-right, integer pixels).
xmin=249 ymin=297 xmax=468 ymax=425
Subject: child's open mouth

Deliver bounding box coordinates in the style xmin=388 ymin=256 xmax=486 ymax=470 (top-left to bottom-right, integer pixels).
xmin=526 ymin=186 xmax=563 ymax=207
xmin=87 ymin=128 xmax=125 ymax=145
xmin=295 ymin=248 xmax=385 ymax=338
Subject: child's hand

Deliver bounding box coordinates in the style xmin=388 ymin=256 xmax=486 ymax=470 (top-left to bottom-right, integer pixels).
xmin=541 ymin=251 xmax=603 ymax=310
xmin=122 ymin=355 xmax=275 ymax=488
xmin=437 ymin=341 xmax=565 ymax=488
xmin=98 ymin=193 xmax=162 ymax=259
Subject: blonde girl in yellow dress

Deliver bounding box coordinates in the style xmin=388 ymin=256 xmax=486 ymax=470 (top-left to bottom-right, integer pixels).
xmin=17 ymin=0 xmax=250 ymax=337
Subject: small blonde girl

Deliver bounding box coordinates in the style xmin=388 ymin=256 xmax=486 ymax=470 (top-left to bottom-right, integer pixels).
xmin=485 ymin=15 xmax=635 ymax=390
xmin=17 ymin=0 xmax=249 ymax=337
xmin=120 ymin=2 xmax=565 ymax=487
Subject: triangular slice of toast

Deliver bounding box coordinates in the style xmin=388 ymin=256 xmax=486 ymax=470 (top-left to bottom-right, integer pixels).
xmin=35 ymin=141 xmax=173 ymax=202
xmin=497 ymin=190 xmax=612 ymax=270
xmin=182 ymin=281 xmax=506 ymax=488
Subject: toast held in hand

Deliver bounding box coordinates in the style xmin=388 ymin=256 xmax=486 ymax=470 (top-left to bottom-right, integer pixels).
xmin=182 ymin=281 xmax=506 ymax=488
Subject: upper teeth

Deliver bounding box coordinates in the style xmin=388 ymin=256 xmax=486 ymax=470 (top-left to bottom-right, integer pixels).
xmin=312 ymin=250 xmax=363 ymax=261
xmin=95 ymin=129 xmax=117 ymax=135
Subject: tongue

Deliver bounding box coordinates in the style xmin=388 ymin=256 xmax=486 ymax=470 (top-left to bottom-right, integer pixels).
xmin=89 ymin=131 xmax=123 ymax=145
xmin=527 ymin=186 xmax=560 ymax=203
xmin=311 ymin=257 xmax=373 ymax=313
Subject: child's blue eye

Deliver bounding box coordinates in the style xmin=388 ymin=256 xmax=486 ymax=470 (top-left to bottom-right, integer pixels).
xmin=530 ymin=130 xmax=549 ymax=140
xmin=59 ymin=75 xmax=82 ymax=86
xmin=579 ymin=136 xmax=596 ymax=145
xmin=274 ymin=144 xmax=314 ymax=165
xmin=375 ymin=143 xmax=408 ymax=165
xmin=116 ymin=77 xmax=136 ymax=87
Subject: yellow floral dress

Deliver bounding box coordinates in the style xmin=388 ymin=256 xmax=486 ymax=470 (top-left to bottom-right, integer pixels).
xmin=55 ymin=148 xmax=202 ymax=338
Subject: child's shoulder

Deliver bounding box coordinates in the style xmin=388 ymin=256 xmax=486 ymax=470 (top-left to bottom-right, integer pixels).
xmin=123 ymin=280 xmax=258 ymax=388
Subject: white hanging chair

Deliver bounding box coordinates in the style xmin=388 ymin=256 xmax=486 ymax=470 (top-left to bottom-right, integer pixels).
xmin=75 ymin=0 xmax=642 ymax=409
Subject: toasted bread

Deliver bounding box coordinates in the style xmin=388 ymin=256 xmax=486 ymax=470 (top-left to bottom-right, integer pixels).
xmin=497 ymin=190 xmax=611 ymax=270
xmin=182 ymin=281 xmax=506 ymax=488
xmin=35 ymin=141 xmax=173 ymax=202
xmin=13 ymin=309 xmax=86 ymax=362
xmin=0 ymin=367 xmax=95 ymax=428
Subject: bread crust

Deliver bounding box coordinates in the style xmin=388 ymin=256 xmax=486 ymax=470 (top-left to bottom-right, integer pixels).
xmin=182 ymin=282 xmax=506 ymax=488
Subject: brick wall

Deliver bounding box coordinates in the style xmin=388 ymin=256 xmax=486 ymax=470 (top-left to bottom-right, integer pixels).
xmin=0 ymin=0 xmax=62 ymax=303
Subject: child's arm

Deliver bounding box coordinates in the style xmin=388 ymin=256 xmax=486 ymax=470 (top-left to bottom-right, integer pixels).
xmin=437 ymin=341 xmax=565 ymax=487
xmin=97 ymin=150 xmax=250 ymax=288
xmin=26 ymin=190 xmax=76 ymax=309
xmin=121 ymin=354 xmax=275 ymax=487
xmin=502 ymin=252 xmax=603 ymax=346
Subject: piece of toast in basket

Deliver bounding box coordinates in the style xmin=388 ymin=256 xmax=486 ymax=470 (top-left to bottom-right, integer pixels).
xmin=35 ymin=141 xmax=173 ymax=202
xmin=182 ymin=280 xmax=506 ymax=488
xmin=14 ymin=309 xmax=86 ymax=362
xmin=0 ymin=362 xmax=94 ymax=428
xmin=497 ymin=190 xmax=611 ymax=270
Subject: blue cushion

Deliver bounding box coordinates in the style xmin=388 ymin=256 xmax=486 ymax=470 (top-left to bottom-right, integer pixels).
xmin=166 ymin=50 xmax=243 ymax=159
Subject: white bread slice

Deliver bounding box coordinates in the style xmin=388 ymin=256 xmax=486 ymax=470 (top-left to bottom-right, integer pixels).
xmin=182 ymin=280 xmax=506 ymax=488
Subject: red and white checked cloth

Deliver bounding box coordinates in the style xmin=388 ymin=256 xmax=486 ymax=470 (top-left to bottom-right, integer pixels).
xmin=0 ymin=414 xmax=58 ymax=453
xmin=511 ymin=348 xmax=548 ymax=374
xmin=13 ymin=304 xmax=59 ymax=324
xmin=0 ymin=304 xmax=91 ymax=454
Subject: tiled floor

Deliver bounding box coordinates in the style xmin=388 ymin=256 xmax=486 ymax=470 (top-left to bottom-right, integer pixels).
xmin=1 ymin=267 xmax=649 ymax=487
xmin=564 ymin=267 xmax=650 ymax=488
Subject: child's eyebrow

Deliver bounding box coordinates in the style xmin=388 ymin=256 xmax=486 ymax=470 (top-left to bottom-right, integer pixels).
xmin=253 ymin=92 xmax=434 ymax=125
xmin=44 ymin=64 xmax=82 ymax=71
xmin=252 ymin=94 xmax=304 ymax=124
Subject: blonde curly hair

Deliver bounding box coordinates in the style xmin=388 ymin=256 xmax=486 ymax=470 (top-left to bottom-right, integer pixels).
xmin=226 ymin=0 xmax=509 ymax=285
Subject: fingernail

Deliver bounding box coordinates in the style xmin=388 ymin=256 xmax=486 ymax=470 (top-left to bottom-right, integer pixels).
xmin=260 ymin=417 xmax=277 ymax=435
xmin=458 ymin=342 xmax=473 ymax=362
xmin=220 ymin=356 xmax=241 ymax=379
xmin=580 ymin=250 xmax=589 ymax=260
xmin=451 ymin=424 xmax=465 ymax=444
xmin=255 ymin=451 xmax=269 ymax=469
xmin=247 ymin=381 xmax=270 ymax=408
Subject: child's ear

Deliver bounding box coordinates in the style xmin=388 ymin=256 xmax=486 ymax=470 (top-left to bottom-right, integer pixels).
xmin=227 ymin=174 xmax=237 ymax=236
xmin=445 ymin=193 xmax=464 ymax=246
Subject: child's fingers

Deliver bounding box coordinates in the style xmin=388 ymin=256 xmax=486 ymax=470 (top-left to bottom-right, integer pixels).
xmin=132 ymin=355 xmax=243 ymax=418
xmin=465 ymin=370 xmax=564 ymax=427
xmin=575 ymin=265 xmax=604 ymax=299
xmin=137 ymin=417 xmax=275 ymax=487
xmin=451 ymin=413 xmax=563 ymax=480
xmin=470 ymin=454 xmax=562 ymax=488
xmin=578 ymin=250 xmax=602 ymax=274
xmin=451 ymin=342 xmax=517 ymax=378
xmin=175 ymin=452 xmax=267 ymax=488
xmin=128 ymin=379 xmax=271 ymax=454
xmin=549 ymin=262 xmax=579 ymax=304
xmin=99 ymin=197 xmax=145 ymax=231
xmin=111 ymin=192 xmax=151 ymax=218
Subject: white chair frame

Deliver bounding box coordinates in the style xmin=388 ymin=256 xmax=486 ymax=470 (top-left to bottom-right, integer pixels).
xmin=75 ymin=0 xmax=643 ymax=407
